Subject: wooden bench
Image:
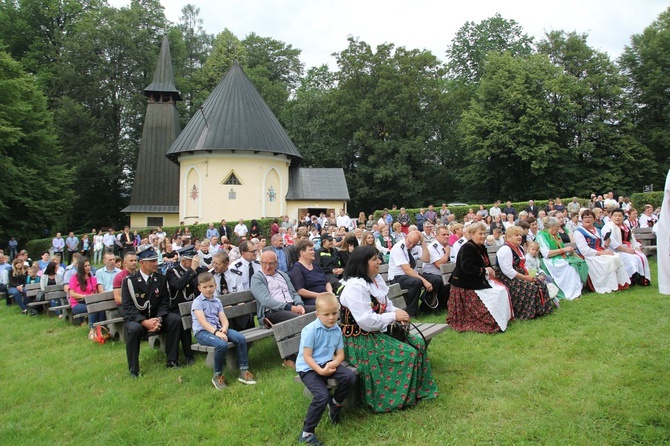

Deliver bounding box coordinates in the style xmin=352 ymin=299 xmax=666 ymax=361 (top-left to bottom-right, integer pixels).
xmin=273 ymin=303 xmax=450 ymax=409
xmin=440 ymin=262 xmax=456 ymax=286
xmin=632 ymin=227 xmax=656 ymax=257
xmin=178 ymin=290 xmax=274 ymax=370
xmin=24 ymin=283 xmax=45 ymax=314
xmin=387 ymin=283 xmax=406 ymax=308
xmin=379 ymin=264 xmax=389 ymax=283
xmin=487 ymin=245 xmax=500 ymax=266
xmin=43 ymin=285 xmax=69 ymax=319
xmin=85 ymin=291 xmax=126 ymax=342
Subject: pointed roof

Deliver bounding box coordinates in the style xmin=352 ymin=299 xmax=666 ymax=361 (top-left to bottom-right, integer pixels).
xmin=144 ymin=36 xmax=181 ymax=100
xmin=166 ymin=62 xmax=302 ymax=163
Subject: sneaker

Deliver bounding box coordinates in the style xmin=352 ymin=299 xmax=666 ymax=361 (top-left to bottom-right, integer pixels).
xmin=238 ymin=370 xmax=257 ymax=385
xmin=298 ymin=433 xmax=323 ymax=445
xmin=282 ymin=359 xmax=296 ymax=370
xmin=328 ymin=399 xmax=342 ymax=424
xmin=212 ymin=374 xmax=227 ymax=390
xmin=88 ymin=329 xmax=95 ymax=340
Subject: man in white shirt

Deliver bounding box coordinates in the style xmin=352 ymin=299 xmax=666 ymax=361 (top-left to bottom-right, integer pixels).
xmin=604 ymin=192 xmax=618 ymax=208
xmin=336 ymin=209 xmax=351 ymax=231
xmin=234 ymin=219 xmax=249 ymax=238
xmin=422 ymin=225 xmax=451 ymax=310
xmin=103 ymin=229 xmax=116 ymax=254
xmin=489 ymin=201 xmax=502 ymax=218
xmin=388 ymin=231 xmax=435 ymax=317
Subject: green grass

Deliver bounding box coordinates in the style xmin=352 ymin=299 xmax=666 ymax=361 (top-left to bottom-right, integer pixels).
xmin=1 ymin=262 xmax=669 ymax=446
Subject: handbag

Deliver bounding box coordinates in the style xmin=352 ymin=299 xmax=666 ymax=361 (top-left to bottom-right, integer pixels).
xmin=93 ymin=326 xmax=111 ymax=345
xmin=387 ymin=321 xmax=410 ymax=343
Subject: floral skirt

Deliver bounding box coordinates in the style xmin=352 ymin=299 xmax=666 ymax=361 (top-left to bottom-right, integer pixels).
xmin=447 ymin=286 xmax=502 ymax=333
xmin=342 ymin=331 xmax=437 ymax=413
xmin=494 ymin=268 xmax=554 ymax=320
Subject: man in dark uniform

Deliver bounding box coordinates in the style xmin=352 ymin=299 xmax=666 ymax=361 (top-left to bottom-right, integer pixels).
xmin=314 ymin=234 xmax=343 ymax=290
xmin=227 ymin=240 xmax=259 ymax=331
xmin=166 ymin=246 xmax=206 ymax=366
xmin=122 ymin=248 xmax=181 ymax=377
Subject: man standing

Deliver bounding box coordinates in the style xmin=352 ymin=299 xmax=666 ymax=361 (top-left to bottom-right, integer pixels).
xmin=415 ymin=208 xmax=426 ymax=232
xmin=52 ymin=233 xmax=65 ymax=261
xmin=166 ymin=246 xmax=206 ymax=365
xmin=425 ymin=205 xmax=438 ymax=224
xmin=525 ymin=200 xmax=538 ymax=218
xmin=122 ymin=248 xmax=181 ymax=377
xmin=218 ymin=219 xmax=231 ymax=240
xmin=567 ymin=197 xmax=581 ymax=214
xmin=397 ymin=207 xmax=411 ymax=234
xmin=489 ymin=201 xmax=502 ymax=218
xmin=250 ymin=250 xmax=316 ymax=369
xmin=502 ymin=201 xmax=516 ymax=218
xmin=103 ymin=229 xmax=116 ymax=254
xmin=234 ymin=219 xmax=249 ymax=238
xmin=387 ymin=231 xmax=435 ymax=317
xmin=315 ymin=234 xmax=343 ymax=290
xmin=263 ymin=234 xmax=293 ymax=273
xmin=94 ymin=252 xmax=121 ymax=292
xmin=206 ymin=223 xmax=219 ymax=240
xmin=336 ymin=209 xmax=351 ymax=232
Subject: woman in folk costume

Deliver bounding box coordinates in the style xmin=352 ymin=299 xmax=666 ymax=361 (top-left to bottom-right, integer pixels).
xmin=493 ymin=226 xmax=555 ymax=319
xmin=536 ymin=217 xmax=588 ymax=300
xmin=448 ymin=222 xmax=513 ymax=333
xmin=656 ymin=168 xmax=670 ymax=295
xmin=573 ymin=209 xmax=630 ymax=294
xmin=602 ymin=208 xmax=651 ymax=286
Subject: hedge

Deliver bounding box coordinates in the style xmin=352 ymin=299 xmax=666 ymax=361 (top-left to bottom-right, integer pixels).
xmin=630 ymin=192 xmax=664 ymax=211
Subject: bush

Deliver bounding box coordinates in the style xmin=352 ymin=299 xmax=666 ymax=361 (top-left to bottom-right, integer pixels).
xmin=630 ymin=192 xmax=664 ymax=211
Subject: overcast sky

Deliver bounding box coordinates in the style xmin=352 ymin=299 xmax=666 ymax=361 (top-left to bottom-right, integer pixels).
xmin=111 ymin=0 xmax=668 ymax=69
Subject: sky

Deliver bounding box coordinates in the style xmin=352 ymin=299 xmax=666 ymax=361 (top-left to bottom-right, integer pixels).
xmin=110 ymin=0 xmax=668 ymax=69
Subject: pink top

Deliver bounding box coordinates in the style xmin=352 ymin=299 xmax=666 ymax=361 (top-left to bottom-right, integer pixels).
xmin=69 ymin=275 xmax=98 ymax=308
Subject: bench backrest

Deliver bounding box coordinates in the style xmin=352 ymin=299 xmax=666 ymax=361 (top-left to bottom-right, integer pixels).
xmin=388 ymin=283 xmax=406 ymax=309
xmin=440 ymin=262 xmax=456 ymax=286
xmin=487 ymin=245 xmax=500 ymax=266
xmin=25 ymin=283 xmax=42 ymax=299
xmin=272 ymin=312 xmax=317 ymax=359
xmin=84 ymin=291 xmax=116 ymax=313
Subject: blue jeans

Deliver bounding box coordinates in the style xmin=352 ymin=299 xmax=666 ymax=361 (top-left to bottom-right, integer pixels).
xmin=8 ymin=287 xmax=27 ymax=310
xmin=72 ymin=302 xmax=106 ymax=329
xmin=195 ymin=329 xmax=248 ymax=374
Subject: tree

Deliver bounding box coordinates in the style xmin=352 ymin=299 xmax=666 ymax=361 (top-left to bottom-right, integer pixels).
xmin=538 ymin=31 xmax=653 ymax=196
xmin=0 ymin=50 xmax=72 ymax=240
xmin=619 ymin=7 xmax=670 ymax=187
xmin=445 ymin=13 xmax=534 ymax=83
xmin=54 ymin=2 xmax=168 ymax=229
xmin=194 ymin=28 xmax=247 ymax=105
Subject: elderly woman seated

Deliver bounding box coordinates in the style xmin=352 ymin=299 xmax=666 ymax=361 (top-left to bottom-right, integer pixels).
xmin=494 ymin=226 xmax=554 ymax=319
xmin=536 ymin=217 xmax=588 ymax=300
xmin=447 ymin=222 xmax=512 ymax=333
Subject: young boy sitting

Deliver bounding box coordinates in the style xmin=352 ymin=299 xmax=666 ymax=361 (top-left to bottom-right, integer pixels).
xmin=296 ymin=293 xmax=356 ymax=445
xmin=191 ymin=272 xmax=257 ymax=390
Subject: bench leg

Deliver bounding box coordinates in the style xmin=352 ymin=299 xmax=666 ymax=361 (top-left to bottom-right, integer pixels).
xmin=342 ymin=376 xmax=360 ymax=409
xmin=225 ymin=349 xmax=238 ymax=371
xmin=148 ymin=333 xmax=167 ymax=353
xmin=205 ymin=351 xmax=215 ymax=370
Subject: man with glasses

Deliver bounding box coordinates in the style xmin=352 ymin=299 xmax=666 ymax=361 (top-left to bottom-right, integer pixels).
xmin=251 ymin=250 xmax=316 ymax=369
xmin=228 ymin=240 xmax=260 ymax=330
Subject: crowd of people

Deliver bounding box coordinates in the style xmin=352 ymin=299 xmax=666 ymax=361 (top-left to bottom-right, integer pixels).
xmin=0 ymin=193 xmax=662 ymax=446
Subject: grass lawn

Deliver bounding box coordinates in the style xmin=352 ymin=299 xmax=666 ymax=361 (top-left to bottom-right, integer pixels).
xmin=1 ymin=262 xmax=669 ymax=446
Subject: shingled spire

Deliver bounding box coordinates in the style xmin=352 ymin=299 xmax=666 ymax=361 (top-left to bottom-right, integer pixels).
xmin=123 ymin=36 xmax=181 ymax=216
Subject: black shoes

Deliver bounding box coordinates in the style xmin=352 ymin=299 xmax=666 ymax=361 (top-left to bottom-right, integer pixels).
xmin=166 ymin=361 xmax=181 ymax=369
xmin=185 ymin=356 xmax=195 ymax=366
xmin=328 ymin=399 xmax=342 ymax=424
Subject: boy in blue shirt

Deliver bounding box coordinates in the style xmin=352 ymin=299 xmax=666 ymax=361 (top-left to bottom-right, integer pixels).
xmin=191 ymin=272 xmax=257 ymax=389
xmin=296 ymin=293 xmax=356 ymax=445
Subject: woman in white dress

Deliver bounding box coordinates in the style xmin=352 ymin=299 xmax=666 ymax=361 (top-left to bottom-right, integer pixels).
xmin=573 ymin=209 xmax=630 ymax=294
xmin=602 ymin=208 xmax=651 ymax=286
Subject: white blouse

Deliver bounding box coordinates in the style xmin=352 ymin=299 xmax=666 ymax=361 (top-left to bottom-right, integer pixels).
xmin=339 ymin=275 xmax=397 ymax=333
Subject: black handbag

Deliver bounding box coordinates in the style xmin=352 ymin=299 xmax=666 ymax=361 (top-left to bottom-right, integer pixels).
xmin=387 ymin=321 xmax=410 ymax=343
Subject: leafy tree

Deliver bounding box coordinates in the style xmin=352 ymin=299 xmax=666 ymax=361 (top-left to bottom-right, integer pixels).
xmin=0 ymin=50 xmax=72 ymax=240
xmin=54 ymin=2 xmax=167 ymax=229
xmin=619 ymin=7 xmax=670 ymax=187
xmin=445 ymin=13 xmax=534 ymax=83
xmin=194 ymin=28 xmax=247 ymax=105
